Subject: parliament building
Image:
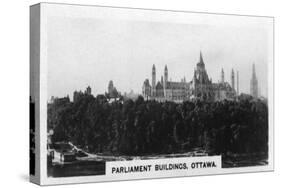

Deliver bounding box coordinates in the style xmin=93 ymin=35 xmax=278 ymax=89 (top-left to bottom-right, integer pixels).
xmin=142 ymin=52 xmax=237 ymax=102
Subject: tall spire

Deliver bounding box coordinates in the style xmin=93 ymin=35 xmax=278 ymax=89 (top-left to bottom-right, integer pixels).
xmin=197 ymin=51 xmax=205 ymax=69
xmin=200 ymin=51 xmax=204 ymax=64
xmin=221 ymin=68 xmax=224 ymax=83
xmin=250 ymin=63 xmax=258 ymax=98
xmin=164 ymin=65 xmax=168 ymax=84
xmin=163 ymin=65 xmax=168 ymax=99
xmin=237 ymin=71 xmax=239 ymax=95
xmin=231 ymin=68 xmax=235 ymax=90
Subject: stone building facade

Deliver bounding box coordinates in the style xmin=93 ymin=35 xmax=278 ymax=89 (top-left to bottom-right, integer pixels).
xmin=142 ymin=52 xmax=237 ymax=102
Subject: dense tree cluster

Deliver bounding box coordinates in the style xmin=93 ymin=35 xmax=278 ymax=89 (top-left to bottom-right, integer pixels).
xmin=48 ymin=94 xmax=268 ymax=156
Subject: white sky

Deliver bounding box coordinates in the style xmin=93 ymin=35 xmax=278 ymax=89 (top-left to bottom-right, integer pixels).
xmin=47 ymin=16 xmax=271 ymax=100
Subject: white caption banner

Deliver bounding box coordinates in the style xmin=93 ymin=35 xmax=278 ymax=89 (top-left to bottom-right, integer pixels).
xmin=106 ymin=156 xmax=221 ymax=179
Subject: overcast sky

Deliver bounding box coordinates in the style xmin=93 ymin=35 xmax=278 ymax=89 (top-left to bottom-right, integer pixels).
xmin=47 ymin=16 xmax=271 ymax=100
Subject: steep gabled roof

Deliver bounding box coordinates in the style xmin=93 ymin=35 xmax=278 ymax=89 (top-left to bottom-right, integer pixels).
xmin=156 ymin=81 xmax=163 ymax=89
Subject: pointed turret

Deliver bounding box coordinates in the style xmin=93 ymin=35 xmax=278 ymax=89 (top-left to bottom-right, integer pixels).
xmin=152 ymin=64 xmax=156 ymax=97
xmin=231 ymin=68 xmax=235 ymax=90
xmin=237 ymin=71 xmax=239 ymax=95
xmin=221 ymin=68 xmax=225 ymax=83
xmin=252 ymin=64 xmax=256 ymax=79
xmin=164 ymin=65 xmax=168 ymax=98
xmin=250 ymin=63 xmax=258 ymax=98
xmin=164 ymin=65 xmax=168 ymax=84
